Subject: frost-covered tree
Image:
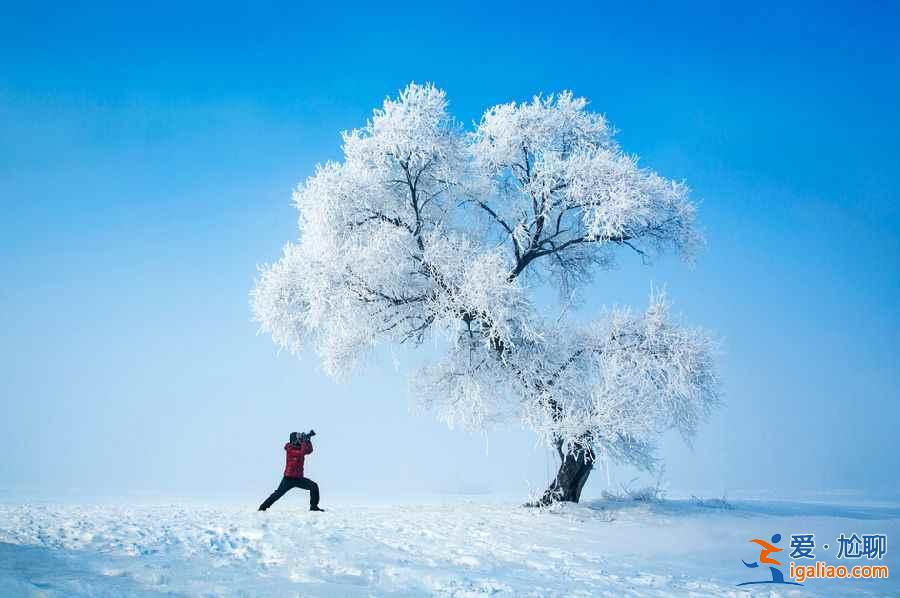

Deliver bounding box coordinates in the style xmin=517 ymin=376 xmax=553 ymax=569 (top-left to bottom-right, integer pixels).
xmin=252 ymin=83 xmax=720 ymax=504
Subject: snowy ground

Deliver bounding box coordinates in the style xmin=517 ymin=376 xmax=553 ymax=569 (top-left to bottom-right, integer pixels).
xmin=0 ymin=495 xmax=897 ymax=597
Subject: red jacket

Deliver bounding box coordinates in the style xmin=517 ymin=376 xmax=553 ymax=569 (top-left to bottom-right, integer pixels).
xmin=283 ymin=439 xmax=313 ymax=478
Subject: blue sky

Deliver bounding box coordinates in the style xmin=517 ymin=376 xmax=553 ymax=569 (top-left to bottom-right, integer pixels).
xmin=2 ymin=1 xmax=898 ymax=501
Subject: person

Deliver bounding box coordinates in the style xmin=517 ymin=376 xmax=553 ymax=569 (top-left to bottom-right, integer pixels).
xmin=258 ymin=430 xmax=325 ymax=512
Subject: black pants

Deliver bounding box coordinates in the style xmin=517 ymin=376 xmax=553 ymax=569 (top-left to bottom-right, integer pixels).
xmin=259 ymin=476 xmax=320 ymax=510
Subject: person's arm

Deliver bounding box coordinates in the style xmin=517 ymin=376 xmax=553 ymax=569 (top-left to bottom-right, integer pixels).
xmin=300 ymin=437 xmax=313 ymax=456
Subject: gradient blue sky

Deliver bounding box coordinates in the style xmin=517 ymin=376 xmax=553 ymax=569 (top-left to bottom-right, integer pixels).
xmin=2 ymin=1 xmax=898 ymax=502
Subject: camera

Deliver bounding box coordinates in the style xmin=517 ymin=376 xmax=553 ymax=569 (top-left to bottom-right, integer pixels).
xmin=289 ymin=430 xmax=316 ymax=445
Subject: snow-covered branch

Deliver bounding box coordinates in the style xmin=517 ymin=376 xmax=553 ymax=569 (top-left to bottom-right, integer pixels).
xmin=471 ymin=92 xmax=701 ymax=290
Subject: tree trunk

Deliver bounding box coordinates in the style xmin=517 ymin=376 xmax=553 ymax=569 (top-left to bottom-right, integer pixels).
xmin=529 ymin=439 xmax=595 ymax=506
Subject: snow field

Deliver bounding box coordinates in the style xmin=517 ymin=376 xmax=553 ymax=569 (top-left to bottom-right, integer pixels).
xmin=0 ymin=498 xmax=897 ymax=596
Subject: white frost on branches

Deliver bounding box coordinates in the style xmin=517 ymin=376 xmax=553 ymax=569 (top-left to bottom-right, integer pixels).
xmin=470 ymin=92 xmax=700 ymax=292
xmin=252 ymin=83 xmax=720 ymax=470
xmin=518 ymin=291 xmax=719 ymax=469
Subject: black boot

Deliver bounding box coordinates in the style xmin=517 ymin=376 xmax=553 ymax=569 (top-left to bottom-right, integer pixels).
xmin=310 ymin=506 xmax=325 ymax=512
